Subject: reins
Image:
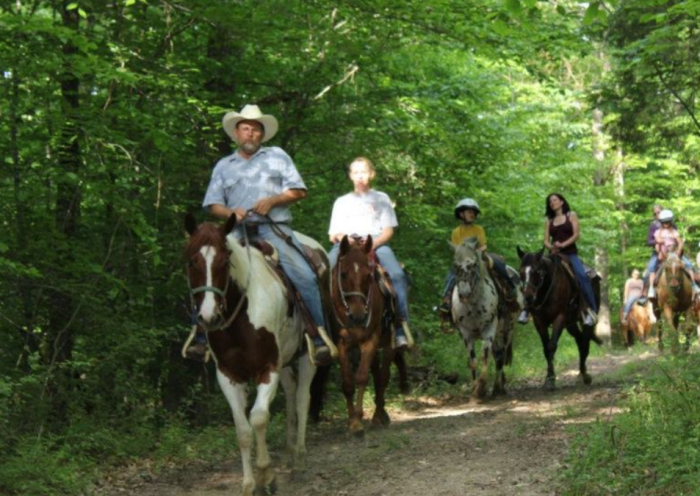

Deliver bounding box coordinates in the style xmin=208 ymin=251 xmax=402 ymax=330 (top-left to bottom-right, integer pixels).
xmin=528 ymin=256 xmax=558 ymax=311
xmin=188 ymin=215 xmax=257 ymax=332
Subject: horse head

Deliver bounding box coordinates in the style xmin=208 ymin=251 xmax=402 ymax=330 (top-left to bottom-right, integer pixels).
xmin=517 ymin=246 xmax=548 ymax=307
xmin=663 ymin=253 xmax=685 ymax=294
xmin=452 ymin=237 xmax=483 ymax=302
xmin=336 ymin=234 xmax=375 ymax=328
xmin=184 ymin=213 xmax=237 ymax=331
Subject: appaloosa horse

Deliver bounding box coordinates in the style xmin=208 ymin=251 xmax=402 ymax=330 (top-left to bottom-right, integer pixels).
xmin=517 ymin=247 xmax=601 ymax=390
xmin=451 ymin=238 xmax=521 ymax=399
xmin=655 ymin=253 xmax=694 ymax=351
xmin=332 ymin=235 xmax=396 ymax=436
xmin=184 ymin=213 xmax=322 ymax=496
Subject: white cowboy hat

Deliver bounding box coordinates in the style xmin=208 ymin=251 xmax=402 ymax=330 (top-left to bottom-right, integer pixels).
xmin=222 ymin=104 xmax=279 ymax=143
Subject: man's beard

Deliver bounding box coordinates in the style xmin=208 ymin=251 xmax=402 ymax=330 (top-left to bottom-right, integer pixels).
xmin=240 ymin=141 xmax=261 ymax=155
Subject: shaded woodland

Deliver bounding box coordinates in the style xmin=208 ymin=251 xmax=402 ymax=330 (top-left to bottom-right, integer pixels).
xmin=2 ymin=0 xmax=700 ymax=494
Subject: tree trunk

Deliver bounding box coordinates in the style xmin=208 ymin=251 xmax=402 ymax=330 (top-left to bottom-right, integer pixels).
xmin=592 ymin=107 xmax=612 ymax=343
xmin=45 ymin=2 xmax=82 ymax=368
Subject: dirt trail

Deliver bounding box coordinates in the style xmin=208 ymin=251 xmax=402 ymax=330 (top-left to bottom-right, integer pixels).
xmin=98 ymin=351 xmax=657 ymax=496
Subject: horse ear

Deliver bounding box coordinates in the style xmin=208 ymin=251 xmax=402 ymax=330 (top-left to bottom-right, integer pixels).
xmin=517 ymin=245 xmax=525 ymax=260
xmin=340 ymin=235 xmax=350 ymax=256
xmin=222 ymin=212 xmax=237 ymax=235
xmin=364 ymin=235 xmax=374 ymax=254
xmin=185 ymin=212 xmax=198 ymax=236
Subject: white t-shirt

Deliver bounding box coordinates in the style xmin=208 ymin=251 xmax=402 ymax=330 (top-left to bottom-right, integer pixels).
xmin=328 ymin=190 xmax=398 ymax=238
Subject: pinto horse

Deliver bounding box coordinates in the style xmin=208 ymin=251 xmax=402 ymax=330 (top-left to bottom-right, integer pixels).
xmin=517 ymin=247 xmax=601 ymax=390
xmin=451 ymin=238 xmax=520 ymax=399
xmin=184 ymin=213 xmax=321 ymax=496
xmin=332 ymin=235 xmax=395 ymax=436
xmin=655 ymin=253 xmax=694 ymax=351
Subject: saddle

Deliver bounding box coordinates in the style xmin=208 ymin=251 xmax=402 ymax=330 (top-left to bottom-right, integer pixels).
xmin=367 ymin=251 xmax=401 ymax=331
xmin=484 ymin=253 xmax=521 ymax=313
xmin=242 ymin=237 xmax=329 ymax=340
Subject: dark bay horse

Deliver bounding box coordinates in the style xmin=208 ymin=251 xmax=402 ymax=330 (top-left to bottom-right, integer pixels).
xmin=332 ymin=235 xmax=395 ymax=436
xmin=184 ymin=213 xmax=321 ymax=496
xmin=517 ymin=247 xmax=601 ymax=390
xmin=655 ymin=253 xmax=694 ymax=351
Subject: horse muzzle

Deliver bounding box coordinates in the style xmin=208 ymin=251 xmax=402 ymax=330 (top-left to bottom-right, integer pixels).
xmin=347 ymin=311 xmax=370 ymax=328
xmin=197 ymin=311 xmax=224 ymax=332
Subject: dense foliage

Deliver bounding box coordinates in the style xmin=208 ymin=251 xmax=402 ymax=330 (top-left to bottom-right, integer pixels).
xmin=1 ymin=0 xmax=698 ymax=494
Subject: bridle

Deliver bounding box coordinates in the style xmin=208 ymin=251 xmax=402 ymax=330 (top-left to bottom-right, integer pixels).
xmin=334 ymin=253 xmax=375 ymax=328
xmin=523 ymin=256 xmax=557 ymax=310
xmin=186 ymin=219 xmax=256 ymax=332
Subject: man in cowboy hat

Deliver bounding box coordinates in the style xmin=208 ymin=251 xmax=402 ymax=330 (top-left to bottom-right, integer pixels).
xmin=193 ymin=104 xmax=336 ymax=365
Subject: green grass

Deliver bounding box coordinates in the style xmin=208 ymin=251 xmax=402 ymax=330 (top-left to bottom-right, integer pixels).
xmin=559 ymin=353 xmax=700 ymax=496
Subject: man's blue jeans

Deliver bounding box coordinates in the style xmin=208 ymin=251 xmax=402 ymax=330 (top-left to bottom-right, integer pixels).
xmin=329 ymin=243 xmax=409 ymax=326
xmin=230 ymin=224 xmax=326 ymax=329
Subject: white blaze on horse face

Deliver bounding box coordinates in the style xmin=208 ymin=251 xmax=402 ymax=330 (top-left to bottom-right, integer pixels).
xmin=525 ymin=266 xmax=532 ymax=286
xmin=199 ymin=245 xmax=218 ymax=322
xmin=354 ymin=262 xmax=359 ymax=274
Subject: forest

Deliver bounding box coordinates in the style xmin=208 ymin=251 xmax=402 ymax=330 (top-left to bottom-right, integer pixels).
xmin=2 ymin=0 xmax=700 ymax=494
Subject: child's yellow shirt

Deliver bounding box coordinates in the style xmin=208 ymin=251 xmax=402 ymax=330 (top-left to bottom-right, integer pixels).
xmin=450 ymin=224 xmax=486 ymax=247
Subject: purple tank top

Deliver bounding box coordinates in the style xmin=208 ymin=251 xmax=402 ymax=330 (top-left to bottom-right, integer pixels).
xmin=549 ymin=213 xmax=577 ymax=254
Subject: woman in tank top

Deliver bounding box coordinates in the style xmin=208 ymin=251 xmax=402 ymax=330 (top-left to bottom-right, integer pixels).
xmin=544 ymin=193 xmax=598 ymax=326
xmin=621 ymin=269 xmax=645 ymax=325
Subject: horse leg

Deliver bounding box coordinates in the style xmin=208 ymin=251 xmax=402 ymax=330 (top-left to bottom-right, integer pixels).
xmin=394 ymin=351 xmax=410 ymax=394
xmin=217 ymin=371 xmax=255 ymax=496
xmin=371 ymin=347 xmax=393 ymax=427
xmin=568 ymin=324 xmax=592 ymax=385
xmin=279 ymin=368 xmax=298 ymax=469
xmin=534 ymin=320 xmax=557 ymax=391
xmin=250 ymin=372 xmax=280 ymax=494
xmin=351 ymin=339 xmax=379 ymax=436
xmin=338 ymin=341 xmax=358 ymax=433
xmin=492 ymin=341 xmax=507 ymax=397
xmin=291 ymin=355 xmax=315 ymax=473
xmin=464 ymin=336 xmax=478 ymax=387
xmin=308 ymin=363 xmax=331 ymax=424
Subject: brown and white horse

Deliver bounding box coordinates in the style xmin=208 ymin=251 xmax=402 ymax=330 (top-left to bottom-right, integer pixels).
xmin=184 ymin=213 xmax=318 ymax=496
xmin=332 ymin=235 xmax=395 ymax=436
xmin=621 ymin=302 xmax=654 ymax=346
xmin=655 ymin=253 xmax=694 ymax=351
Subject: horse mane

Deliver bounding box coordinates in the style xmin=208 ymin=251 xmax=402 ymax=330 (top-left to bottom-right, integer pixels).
xmin=185 ymin=222 xmax=227 ymax=259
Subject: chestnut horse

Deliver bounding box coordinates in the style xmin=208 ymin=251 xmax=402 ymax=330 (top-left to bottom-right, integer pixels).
xmin=655 ymin=253 xmax=694 ymax=351
xmin=332 ymin=235 xmax=395 ymax=436
xmin=620 ymin=301 xmax=654 ymax=346
xmin=517 ymin=247 xmax=601 ymax=390
xmin=184 ymin=213 xmax=322 ymax=496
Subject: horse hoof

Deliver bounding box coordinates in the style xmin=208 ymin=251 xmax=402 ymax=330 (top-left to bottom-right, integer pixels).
xmin=372 ymin=410 xmax=391 ymax=427
xmin=349 ymin=420 xmax=365 ymax=438
xmin=581 ymin=373 xmax=593 ymax=386
xmin=543 ymin=378 xmax=556 ymax=391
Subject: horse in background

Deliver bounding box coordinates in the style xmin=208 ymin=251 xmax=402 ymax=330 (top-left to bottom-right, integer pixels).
xmin=517 ymin=247 xmax=601 ymax=390
xmin=184 ymin=213 xmax=320 ymax=496
xmin=451 ymin=238 xmax=520 ymax=399
xmin=332 ymin=235 xmax=396 ymax=436
xmin=655 ymin=253 xmax=695 ymax=351
xmin=620 ymin=302 xmax=654 ymax=346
